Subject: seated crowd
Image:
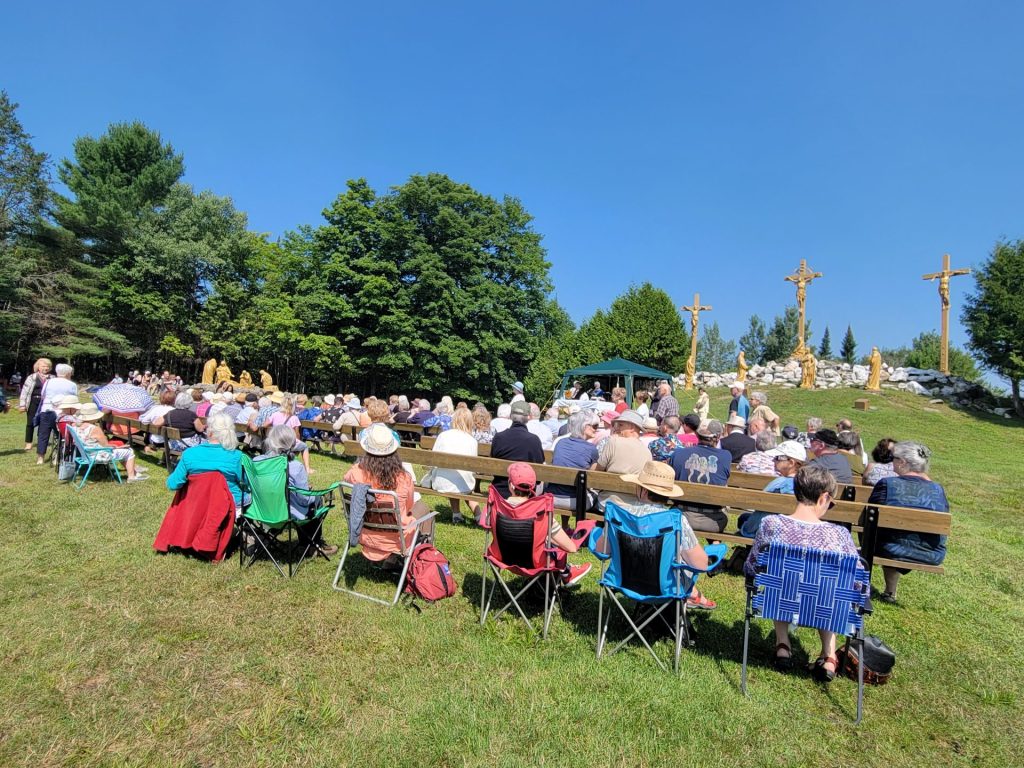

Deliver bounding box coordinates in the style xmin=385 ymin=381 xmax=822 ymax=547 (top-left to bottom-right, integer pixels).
xmin=26 ymin=366 xmax=948 ymax=611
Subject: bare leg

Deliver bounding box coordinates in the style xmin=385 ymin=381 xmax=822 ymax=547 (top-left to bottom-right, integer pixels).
xmin=301 ymin=448 xmax=312 ymax=474
xmin=449 ymin=498 xmax=462 ymax=520
xmin=410 ymin=500 xmax=435 ymax=540
xmin=817 ymin=629 xmax=838 ymax=660
xmin=882 ymin=566 xmax=901 ymax=596
xmin=773 ymin=621 xmax=791 ymax=656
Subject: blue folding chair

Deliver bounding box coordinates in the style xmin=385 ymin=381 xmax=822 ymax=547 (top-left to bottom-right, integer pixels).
xmin=68 ymin=426 xmax=124 ymax=489
xmin=742 ymin=543 xmax=871 ymax=723
xmin=588 ymin=502 xmax=726 ymax=673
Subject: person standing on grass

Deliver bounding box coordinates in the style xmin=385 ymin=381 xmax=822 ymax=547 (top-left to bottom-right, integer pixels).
xmin=728 ymin=381 xmax=750 ymax=422
xmin=35 ymin=364 xmax=77 ymax=465
xmin=651 ymin=382 xmax=678 ymax=424
xmin=19 ymin=358 xmax=52 ymax=452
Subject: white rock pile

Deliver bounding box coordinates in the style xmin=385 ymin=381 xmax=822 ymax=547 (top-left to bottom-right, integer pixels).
xmin=673 ymin=360 xmax=1013 ymax=418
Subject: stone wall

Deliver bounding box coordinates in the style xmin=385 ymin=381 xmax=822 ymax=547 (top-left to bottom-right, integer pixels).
xmin=673 ymin=360 xmax=1013 ymax=418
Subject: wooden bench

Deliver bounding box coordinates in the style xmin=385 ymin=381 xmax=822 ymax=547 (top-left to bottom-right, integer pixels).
xmin=340 ymin=443 xmax=949 ymax=575
xmin=420 ymin=434 xmax=554 ymax=463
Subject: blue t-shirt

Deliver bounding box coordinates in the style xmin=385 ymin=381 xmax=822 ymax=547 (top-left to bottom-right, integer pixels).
xmin=670 ymin=445 xmax=732 ymax=486
xmin=548 ymin=437 xmax=599 ymax=497
xmin=763 ymin=476 xmax=795 ymax=494
xmin=297 ymin=406 xmax=322 ymax=440
xmin=730 ymin=394 xmax=751 ymax=421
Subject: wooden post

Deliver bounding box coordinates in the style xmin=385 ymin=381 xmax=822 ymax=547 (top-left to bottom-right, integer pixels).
xmin=680 ymin=293 xmax=712 ymax=390
xmin=922 ymin=254 xmax=970 ymax=375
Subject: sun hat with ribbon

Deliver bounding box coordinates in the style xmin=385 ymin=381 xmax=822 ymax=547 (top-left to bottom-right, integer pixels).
xmin=620 ymin=461 xmax=684 ymax=499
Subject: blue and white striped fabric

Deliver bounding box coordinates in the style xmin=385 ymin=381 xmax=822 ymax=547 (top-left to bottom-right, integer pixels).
xmin=752 ymin=544 xmax=868 ymax=635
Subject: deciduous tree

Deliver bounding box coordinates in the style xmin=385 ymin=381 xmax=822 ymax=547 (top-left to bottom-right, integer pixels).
xmin=963 ymin=240 xmax=1024 ymax=415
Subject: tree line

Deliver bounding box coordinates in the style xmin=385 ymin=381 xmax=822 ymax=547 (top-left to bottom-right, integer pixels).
xmin=2 ymin=91 xmax=1021 ymax=413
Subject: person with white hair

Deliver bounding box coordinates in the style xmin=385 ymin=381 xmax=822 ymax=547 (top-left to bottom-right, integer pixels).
xmin=525 ymin=402 xmax=554 ymax=450
xmin=255 ymin=425 xmax=338 ymax=554
xmin=35 ymin=363 xmax=78 ymax=464
xmin=737 ymin=430 xmax=778 ymax=475
xmin=490 ymin=403 xmax=513 ymax=434
xmin=548 ymin=410 xmax=600 ymax=511
xmin=651 ymin=382 xmax=679 ymax=424
xmin=408 ymin=398 xmax=433 ymax=426
xmin=153 ymin=392 xmax=207 ymax=452
xmin=392 ymin=395 xmax=412 ymax=423
xmin=541 ymin=406 xmax=562 ymax=437
xmin=748 ymin=391 xmax=780 ymax=435
xmin=868 ymin=441 xmax=949 ymax=604
xmin=166 ymin=412 xmax=247 ymax=509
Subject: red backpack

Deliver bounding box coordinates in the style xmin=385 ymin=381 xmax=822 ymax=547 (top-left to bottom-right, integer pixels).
xmin=404 ymin=544 xmax=457 ymax=602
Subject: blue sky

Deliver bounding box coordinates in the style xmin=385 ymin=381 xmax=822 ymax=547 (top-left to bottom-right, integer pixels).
xmin=4 ymin=1 xmax=1022 ymax=371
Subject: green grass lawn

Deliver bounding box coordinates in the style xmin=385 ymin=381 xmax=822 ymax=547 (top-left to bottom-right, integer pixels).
xmin=1 ymin=388 xmax=1022 ymax=767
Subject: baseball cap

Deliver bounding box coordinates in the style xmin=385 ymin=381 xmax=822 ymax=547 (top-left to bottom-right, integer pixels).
xmin=697 ymin=419 xmax=724 ymax=439
xmin=781 ymin=425 xmax=799 ymax=440
xmin=812 ymin=428 xmax=839 ymax=447
xmin=510 ymin=400 xmax=531 ymax=417
xmin=766 ymin=440 xmax=808 ymax=462
xmin=508 ymin=462 xmax=537 ymax=493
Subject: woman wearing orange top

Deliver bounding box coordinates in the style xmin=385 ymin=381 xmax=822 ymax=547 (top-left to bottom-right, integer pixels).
xmin=343 ymin=424 xmax=435 ymax=563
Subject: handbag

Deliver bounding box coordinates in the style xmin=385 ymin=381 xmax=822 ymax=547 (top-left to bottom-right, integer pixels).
xmin=838 ymin=634 xmax=896 ymax=685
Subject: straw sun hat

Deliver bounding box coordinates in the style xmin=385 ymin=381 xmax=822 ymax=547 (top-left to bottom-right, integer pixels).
xmin=359 ymin=423 xmax=400 ymax=456
xmin=620 ymin=461 xmax=684 ymax=499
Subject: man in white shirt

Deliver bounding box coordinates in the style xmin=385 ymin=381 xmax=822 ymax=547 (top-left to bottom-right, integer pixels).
xmin=510 ymin=380 xmax=526 ymax=404
xmin=491 ymin=403 xmax=513 ymax=434
xmin=526 ymin=402 xmax=554 ymax=450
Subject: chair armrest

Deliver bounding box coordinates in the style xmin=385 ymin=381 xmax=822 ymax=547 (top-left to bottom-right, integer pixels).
xmin=672 ymin=543 xmax=727 ymax=574
xmin=587 ymin=526 xmax=610 ymax=560
xmin=289 ymin=482 xmax=342 ymax=498
xmin=401 ymin=510 xmax=440 ymax=533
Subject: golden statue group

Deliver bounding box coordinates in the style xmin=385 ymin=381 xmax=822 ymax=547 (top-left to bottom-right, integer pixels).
xmin=200 ymin=359 xmax=275 ymax=390
xmin=681 ymin=256 xmax=911 ymax=393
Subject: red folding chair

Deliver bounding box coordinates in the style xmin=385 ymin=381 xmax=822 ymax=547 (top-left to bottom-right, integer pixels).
xmin=479 ymin=485 xmax=565 ymax=638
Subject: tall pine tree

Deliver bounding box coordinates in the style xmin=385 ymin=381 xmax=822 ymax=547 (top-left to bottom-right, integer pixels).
xmin=841 ymin=325 xmax=857 ymax=364
xmin=818 ymin=326 xmax=833 ymax=358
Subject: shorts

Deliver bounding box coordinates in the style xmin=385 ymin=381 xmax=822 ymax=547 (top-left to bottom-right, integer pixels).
xmin=680 ymin=504 xmax=727 ymax=534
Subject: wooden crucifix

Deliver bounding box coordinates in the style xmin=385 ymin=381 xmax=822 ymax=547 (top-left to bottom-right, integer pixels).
xmin=922 ymin=253 xmax=970 ymax=374
xmin=784 ymin=259 xmax=823 ymax=357
xmin=680 ymin=292 xmax=712 ymax=391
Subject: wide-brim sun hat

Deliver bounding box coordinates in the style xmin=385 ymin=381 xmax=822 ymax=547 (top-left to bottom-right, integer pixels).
xmin=614 ymin=409 xmax=644 ymax=429
xmin=56 ymin=395 xmax=81 ymax=410
xmin=726 ymin=414 xmax=747 ymax=429
xmin=621 ymin=461 xmax=684 ymax=499
xmin=78 ymin=403 xmax=104 ymax=421
xmin=360 ymin=423 xmax=400 ymax=456
xmin=512 ymin=381 xmax=524 ymax=392
xmin=269 ymin=391 xmax=285 ymax=405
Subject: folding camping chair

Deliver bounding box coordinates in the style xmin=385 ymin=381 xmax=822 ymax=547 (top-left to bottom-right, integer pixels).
xmin=237 ymin=454 xmax=339 ymax=577
xmin=68 ymin=425 xmax=124 ymax=489
xmin=479 ymin=486 xmax=566 ymax=639
xmin=331 ymin=481 xmax=439 ymax=606
xmin=741 ymin=543 xmax=871 ymax=723
xmin=587 ymin=501 xmax=726 ymax=673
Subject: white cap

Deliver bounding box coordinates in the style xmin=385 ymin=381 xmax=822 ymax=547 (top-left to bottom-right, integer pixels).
xmin=766 ymin=440 xmax=808 ymax=462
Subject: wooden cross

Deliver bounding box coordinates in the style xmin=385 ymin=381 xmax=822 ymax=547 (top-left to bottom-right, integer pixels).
xmin=784 ymin=259 xmax=823 ymax=357
xmin=922 ymin=253 xmax=970 ymax=374
xmin=680 ymin=292 xmax=712 ymax=390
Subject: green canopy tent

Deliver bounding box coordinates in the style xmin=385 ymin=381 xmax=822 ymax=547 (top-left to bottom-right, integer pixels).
xmin=558 ymin=357 xmax=675 ymax=405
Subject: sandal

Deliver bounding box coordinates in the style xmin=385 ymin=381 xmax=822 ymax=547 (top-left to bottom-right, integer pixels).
xmin=811 ymin=654 xmax=838 ymax=683
xmin=774 ymin=642 xmax=793 ymax=671
xmin=686 ymin=592 xmax=717 ymax=610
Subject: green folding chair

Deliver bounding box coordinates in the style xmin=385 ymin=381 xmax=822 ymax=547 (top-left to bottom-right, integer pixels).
xmin=238 ymin=454 xmax=339 ymax=577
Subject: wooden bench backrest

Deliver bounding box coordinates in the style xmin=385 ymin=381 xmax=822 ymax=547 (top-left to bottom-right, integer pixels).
xmin=729 ymin=469 xmax=874 ymax=503
xmin=420 ymin=434 xmax=554 ymax=463
xmin=341 ymin=443 xmax=951 ymax=536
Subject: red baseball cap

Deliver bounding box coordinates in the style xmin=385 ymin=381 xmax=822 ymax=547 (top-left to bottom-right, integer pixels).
xmin=508 ymin=462 xmax=537 ymax=493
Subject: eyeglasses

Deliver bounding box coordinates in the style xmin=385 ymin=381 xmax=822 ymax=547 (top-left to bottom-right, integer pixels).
xmin=772 ymin=455 xmax=789 ymax=462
